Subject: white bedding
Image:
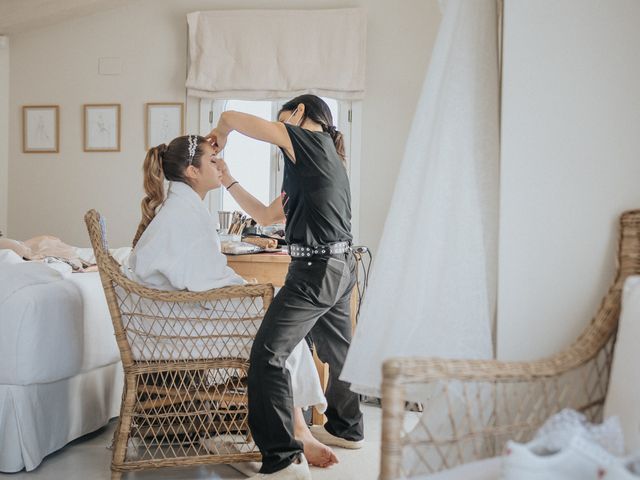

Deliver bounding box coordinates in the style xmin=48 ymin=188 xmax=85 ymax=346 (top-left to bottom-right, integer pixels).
xmin=0 ymin=363 xmax=122 ymax=472
xmin=0 ymin=259 xmax=119 ymax=384
xmin=0 ymin=249 xmax=123 ymax=472
xmin=68 ymin=272 xmax=121 ymax=371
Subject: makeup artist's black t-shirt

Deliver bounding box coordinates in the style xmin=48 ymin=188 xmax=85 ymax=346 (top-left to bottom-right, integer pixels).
xmin=280 ymin=124 xmax=352 ymax=247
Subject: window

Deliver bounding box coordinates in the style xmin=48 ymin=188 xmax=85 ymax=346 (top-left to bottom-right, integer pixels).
xmin=219 ymin=100 xmax=272 ymax=212
xmin=199 ymin=97 xmax=360 ymax=240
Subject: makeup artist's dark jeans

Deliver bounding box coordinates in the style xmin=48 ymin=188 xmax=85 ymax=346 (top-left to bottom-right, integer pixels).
xmin=248 ymin=252 xmax=364 ymax=474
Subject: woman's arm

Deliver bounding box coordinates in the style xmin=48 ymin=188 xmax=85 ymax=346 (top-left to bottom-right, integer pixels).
xmin=227 ymin=185 xmax=285 ymax=227
xmin=215 ymin=157 xmax=285 ymax=226
xmin=208 ymin=111 xmax=294 ymax=160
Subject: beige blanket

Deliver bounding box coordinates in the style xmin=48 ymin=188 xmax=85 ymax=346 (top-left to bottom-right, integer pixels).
xmin=0 ymin=235 xmax=90 ymax=271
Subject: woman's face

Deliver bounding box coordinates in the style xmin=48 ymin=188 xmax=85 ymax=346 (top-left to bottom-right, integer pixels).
xmin=195 ymin=142 xmax=223 ymax=191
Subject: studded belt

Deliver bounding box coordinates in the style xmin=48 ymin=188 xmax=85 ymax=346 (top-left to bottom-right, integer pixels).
xmin=288 ymin=241 xmax=351 ymax=258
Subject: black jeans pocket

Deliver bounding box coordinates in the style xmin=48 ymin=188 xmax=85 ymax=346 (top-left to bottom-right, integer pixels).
xmin=326 ymin=257 xmax=347 ymax=276
xmin=285 ymin=257 xmax=347 ymax=307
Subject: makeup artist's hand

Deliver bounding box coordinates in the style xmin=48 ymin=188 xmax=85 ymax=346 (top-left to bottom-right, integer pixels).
xmin=213 ymin=157 xmax=234 ymax=186
xmin=207 ymin=128 xmax=227 ymax=154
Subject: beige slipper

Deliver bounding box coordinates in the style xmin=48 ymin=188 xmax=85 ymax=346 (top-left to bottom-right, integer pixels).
xmin=309 ymin=425 xmax=364 ymax=450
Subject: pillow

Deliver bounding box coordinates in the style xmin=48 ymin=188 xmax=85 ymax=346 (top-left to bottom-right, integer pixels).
xmin=0 ymin=249 xmax=26 ymax=265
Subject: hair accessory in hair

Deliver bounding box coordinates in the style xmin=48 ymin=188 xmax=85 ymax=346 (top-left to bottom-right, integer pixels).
xmin=187 ymin=135 xmax=197 ymax=165
xmin=326 ymin=125 xmax=337 ymax=134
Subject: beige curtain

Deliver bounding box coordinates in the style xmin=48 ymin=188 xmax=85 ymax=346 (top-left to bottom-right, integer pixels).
xmin=186 ymin=8 xmax=366 ymax=100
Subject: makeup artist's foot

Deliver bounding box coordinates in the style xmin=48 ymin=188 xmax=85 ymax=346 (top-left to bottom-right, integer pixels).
xmin=296 ymin=426 xmax=339 ymax=468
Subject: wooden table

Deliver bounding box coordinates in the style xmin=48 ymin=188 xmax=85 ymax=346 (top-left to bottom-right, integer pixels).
xmin=226 ymin=252 xmax=358 ymax=425
xmin=226 ymin=252 xmax=292 ymax=286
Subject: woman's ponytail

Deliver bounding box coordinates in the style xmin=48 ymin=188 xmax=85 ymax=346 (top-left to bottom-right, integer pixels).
xmin=132 ymin=144 xmax=167 ymax=247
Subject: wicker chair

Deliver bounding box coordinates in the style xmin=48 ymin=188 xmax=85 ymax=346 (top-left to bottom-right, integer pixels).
xmin=85 ymin=210 xmax=273 ymax=479
xmin=380 ymin=209 xmax=640 ymax=479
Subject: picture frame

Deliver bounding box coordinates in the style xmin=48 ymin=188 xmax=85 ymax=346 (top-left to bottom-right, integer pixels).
xmin=84 ymin=104 xmax=121 ymax=152
xmin=145 ymin=102 xmax=184 ymax=150
xmin=22 ymin=105 xmax=59 ymax=153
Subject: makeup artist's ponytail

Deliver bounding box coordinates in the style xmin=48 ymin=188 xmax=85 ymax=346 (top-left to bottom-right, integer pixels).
xmin=325 ymin=125 xmax=346 ymax=166
xmin=132 ymin=144 xmax=167 ymax=247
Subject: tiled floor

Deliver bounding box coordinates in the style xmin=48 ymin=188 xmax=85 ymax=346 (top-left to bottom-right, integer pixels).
xmin=0 ymin=405 xmax=386 ymax=480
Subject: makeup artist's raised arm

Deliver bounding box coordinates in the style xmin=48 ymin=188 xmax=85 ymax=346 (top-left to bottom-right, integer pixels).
xmin=207 ymin=111 xmax=292 ymax=155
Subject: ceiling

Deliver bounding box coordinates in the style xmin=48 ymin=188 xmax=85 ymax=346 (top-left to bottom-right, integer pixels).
xmin=0 ymin=0 xmax=133 ymax=36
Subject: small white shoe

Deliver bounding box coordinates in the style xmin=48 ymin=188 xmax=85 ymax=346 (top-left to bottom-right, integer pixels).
xmin=502 ymin=434 xmax=617 ymax=480
xmin=250 ymin=454 xmax=311 ymax=479
xmin=309 ymin=425 xmax=363 ymax=450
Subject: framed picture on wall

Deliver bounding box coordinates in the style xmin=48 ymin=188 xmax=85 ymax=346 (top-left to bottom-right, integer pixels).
xmin=84 ymin=104 xmax=121 ymax=152
xmin=145 ymin=102 xmax=184 ymax=150
xmin=22 ymin=105 xmax=59 ymax=153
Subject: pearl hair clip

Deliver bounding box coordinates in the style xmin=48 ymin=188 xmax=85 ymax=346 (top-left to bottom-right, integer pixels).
xmin=187 ymin=135 xmax=197 ymax=165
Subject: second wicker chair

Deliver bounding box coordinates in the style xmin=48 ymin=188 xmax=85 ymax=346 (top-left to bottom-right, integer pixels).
xmin=379 ymin=209 xmax=640 ymax=479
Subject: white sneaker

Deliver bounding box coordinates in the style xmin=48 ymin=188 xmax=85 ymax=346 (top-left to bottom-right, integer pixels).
xmin=502 ymin=434 xmax=618 ymax=480
xmin=309 ymin=425 xmax=363 ymax=450
xmin=250 ymin=454 xmax=311 ymax=479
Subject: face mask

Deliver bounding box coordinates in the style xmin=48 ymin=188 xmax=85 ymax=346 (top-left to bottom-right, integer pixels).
xmin=284 ymin=108 xmax=303 ymax=126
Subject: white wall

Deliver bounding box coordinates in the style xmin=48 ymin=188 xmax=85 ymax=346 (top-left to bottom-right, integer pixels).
xmin=8 ymin=0 xmax=440 ymax=248
xmin=498 ymin=0 xmax=640 ymax=360
xmin=0 ymin=36 xmax=8 ymax=236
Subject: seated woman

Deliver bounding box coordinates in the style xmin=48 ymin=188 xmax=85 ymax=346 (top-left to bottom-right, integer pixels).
xmin=124 ymin=134 xmax=338 ymax=468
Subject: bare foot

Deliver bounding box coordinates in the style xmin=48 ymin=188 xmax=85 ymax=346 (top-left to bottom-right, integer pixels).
xmin=297 ymin=430 xmax=339 ymax=468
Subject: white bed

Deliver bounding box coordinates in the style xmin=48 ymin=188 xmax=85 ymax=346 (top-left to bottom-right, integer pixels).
xmin=0 ymin=250 xmax=123 ymax=472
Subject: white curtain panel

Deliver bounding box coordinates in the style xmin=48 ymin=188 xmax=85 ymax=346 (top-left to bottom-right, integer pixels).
xmin=186 ymin=9 xmax=366 ymax=100
xmin=341 ymin=0 xmax=500 ymax=399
